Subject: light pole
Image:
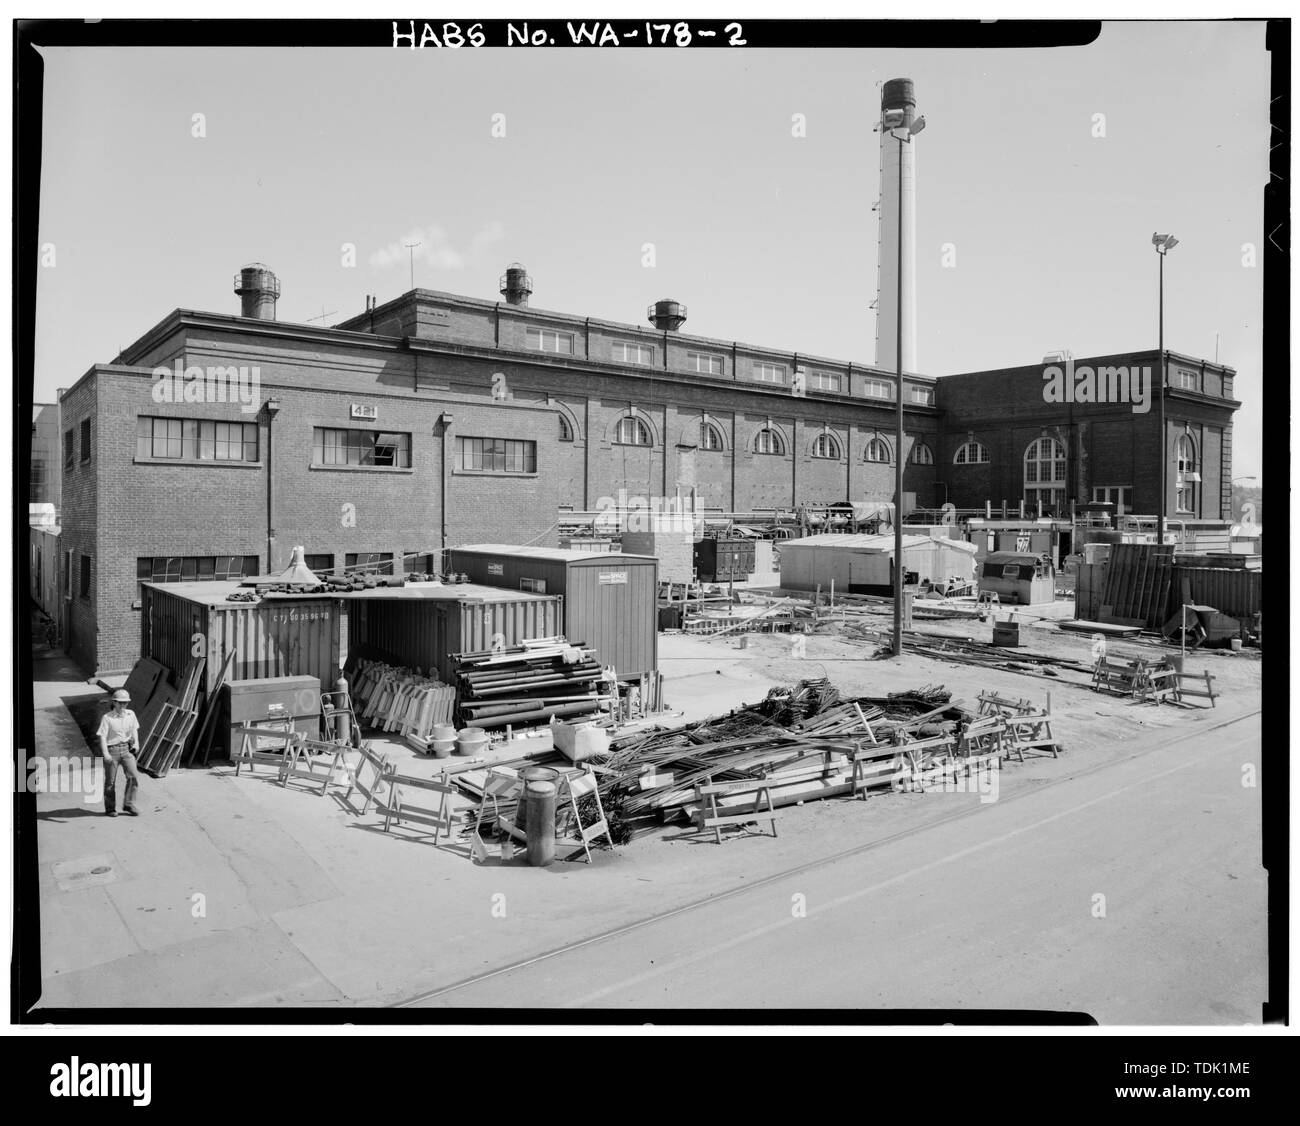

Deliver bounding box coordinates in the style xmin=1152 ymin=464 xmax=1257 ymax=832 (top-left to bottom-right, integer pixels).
xmin=888 ymin=112 xmax=925 ymax=656
xmin=1152 ymin=232 xmax=1178 ymax=545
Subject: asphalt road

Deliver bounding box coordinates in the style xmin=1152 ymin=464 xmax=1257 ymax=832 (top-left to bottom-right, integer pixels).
xmin=402 ymin=713 xmax=1265 ymax=1023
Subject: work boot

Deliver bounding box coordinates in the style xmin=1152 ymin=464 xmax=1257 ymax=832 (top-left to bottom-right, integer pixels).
xmin=124 ymin=806 xmax=140 ymax=817
xmin=105 ymin=808 xmax=117 ymax=817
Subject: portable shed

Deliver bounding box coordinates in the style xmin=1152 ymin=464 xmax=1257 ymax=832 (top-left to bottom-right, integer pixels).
xmin=978 ymin=552 xmax=1057 ymax=606
xmin=778 ymin=533 xmax=978 ymax=595
xmin=446 ymin=545 xmax=658 ymax=679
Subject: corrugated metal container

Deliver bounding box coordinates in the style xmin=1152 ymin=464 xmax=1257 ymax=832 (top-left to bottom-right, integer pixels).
xmin=347 ymin=584 xmax=563 ymax=684
xmin=1074 ymin=562 xmax=1107 ymax=620
xmin=446 ymin=545 xmax=659 ymax=680
xmin=142 ymin=582 xmax=344 ymax=700
xmin=778 ymin=533 xmax=979 ymax=594
xmin=1173 ymin=567 xmax=1262 ymax=619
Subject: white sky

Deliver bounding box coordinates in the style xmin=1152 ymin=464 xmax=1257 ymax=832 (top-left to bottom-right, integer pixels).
xmin=32 ymin=20 xmax=1269 ymax=477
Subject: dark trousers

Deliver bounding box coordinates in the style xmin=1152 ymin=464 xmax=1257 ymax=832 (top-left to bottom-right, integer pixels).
xmin=104 ymin=744 xmax=139 ymax=811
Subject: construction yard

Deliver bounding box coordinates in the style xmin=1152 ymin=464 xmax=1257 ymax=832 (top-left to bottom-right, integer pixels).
xmin=30 ymin=587 xmax=1264 ymax=1014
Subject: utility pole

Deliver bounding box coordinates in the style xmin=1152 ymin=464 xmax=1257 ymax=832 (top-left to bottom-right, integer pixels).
xmin=404 ymin=241 xmax=421 ymax=291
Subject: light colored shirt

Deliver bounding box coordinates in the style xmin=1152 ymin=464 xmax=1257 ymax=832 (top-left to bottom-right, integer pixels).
xmin=97 ymin=708 xmax=140 ymax=749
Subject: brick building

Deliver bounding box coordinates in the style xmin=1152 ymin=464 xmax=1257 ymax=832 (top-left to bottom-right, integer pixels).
xmin=54 ymin=263 xmax=1238 ymax=676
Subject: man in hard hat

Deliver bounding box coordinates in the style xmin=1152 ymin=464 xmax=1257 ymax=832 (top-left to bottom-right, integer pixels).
xmin=96 ymin=689 xmax=142 ymax=817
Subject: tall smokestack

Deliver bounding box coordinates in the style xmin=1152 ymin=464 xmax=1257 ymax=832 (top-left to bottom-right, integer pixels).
xmin=233 ymin=263 xmax=280 ymax=320
xmin=876 ymin=78 xmax=919 ymax=375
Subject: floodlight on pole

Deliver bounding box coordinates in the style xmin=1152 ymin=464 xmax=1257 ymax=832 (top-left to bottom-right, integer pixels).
xmin=1153 ymin=231 xmax=1178 ymax=545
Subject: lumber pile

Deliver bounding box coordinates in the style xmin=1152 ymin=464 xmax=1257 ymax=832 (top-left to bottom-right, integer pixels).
xmin=454 ymin=640 xmax=605 ymax=730
xmin=586 ymin=681 xmax=969 ymax=841
xmin=138 ymin=656 xmax=204 ymax=777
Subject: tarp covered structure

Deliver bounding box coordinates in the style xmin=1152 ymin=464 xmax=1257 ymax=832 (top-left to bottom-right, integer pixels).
xmin=778 ymin=533 xmax=978 ymax=594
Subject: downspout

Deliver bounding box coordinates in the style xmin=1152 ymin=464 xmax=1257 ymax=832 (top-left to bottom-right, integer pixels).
xmin=264 ymin=397 xmax=281 ymax=572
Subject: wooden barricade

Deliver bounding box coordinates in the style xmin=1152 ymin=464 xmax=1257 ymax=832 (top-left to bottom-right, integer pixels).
xmin=694 ymin=776 xmax=779 ymax=843
xmin=1174 ymin=670 xmax=1217 ymax=708
xmin=342 ymin=743 xmax=391 ymax=814
xmin=554 ymin=767 xmax=612 ymax=863
xmin=279 ymin=735 xmax=354 ymax=796
xmin=377 ymin=768 xmax=458 ymax=844
xmin=233 ymin=721 xmax=297 ymax=777
xmin=850 ymin=740 xmax=910 ymax=797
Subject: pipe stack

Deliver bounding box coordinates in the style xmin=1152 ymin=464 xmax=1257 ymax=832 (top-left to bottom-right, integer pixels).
xmin=455 ymin=640 xmax=605 ymax=729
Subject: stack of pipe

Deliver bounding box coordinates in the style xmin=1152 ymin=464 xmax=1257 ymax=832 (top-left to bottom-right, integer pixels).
xmin=455 ymin=641 xmax=604 ymax=729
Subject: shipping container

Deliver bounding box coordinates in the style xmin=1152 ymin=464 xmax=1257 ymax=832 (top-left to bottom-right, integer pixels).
xmin=347 ymin=582 xmax=564 ymax=684
xmin=447 ymin=545 xmax=658 ymax=679
xmin=142 ymin=582 xmax=344 ymax=700
xmin=778 ymin=533 xmax=978 ymax=595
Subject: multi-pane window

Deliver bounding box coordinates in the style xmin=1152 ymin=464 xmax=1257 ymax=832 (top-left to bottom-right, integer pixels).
xmin=345 ymin=552 xmax=394 ymax=576
xmin=687 ymin=352 xmax=724 ymax=375
xmin=954 ymin=441 xmax=990 ymax=465
xmin=458 ymin=436 xmax=538 ymax=473
xmin=811 ymin=432 xmax=841 ymax=459
xmin=1174 ymin=435 xmax=1197 ymax=512
xmin=700 ymin=421 xmax=725 ymax=451
xmin=614 ymin=416 xmax=652 ymax=446
xmin=1092 ymin=486 xmax=1131 ymax=516
xmin=1172 ymin=369 xmax=1199 ymax=391
xmin=558 ymin=414 xmax=573 ymax=442
xmin=863 ymin=379 xmax=895 ymax=400
xmin=754 ymin=361 xmax=786 ymax=384
xmin=64 ymin=429 xmax=75 ymax=470
xmin=612 ymin=341 xmax=655 ymax=366
xmin=809 ymin=371 xmax=842 ymax=392
xmin=1024 ymin=437 xmax=1067 ymax=486
xmin=137 ymin=417 xmax=260 ymax=462
xmin=80 ymin=419 xmax=92 ymax=462
xmin=304 ymin=554 xmax=335 ymax=575
xmin=136 ymin=555 xmax=259 ymax=588
xmin=911 ymin=441 xmax=934 ymax=465
xmin=754 ymin=427 xmax=785 ymax=455
xmin=909 ymin=386 xmax=934 ymax=405
xmin=526 ymin=326 xmax=574 ymax=354
xmin=312 ymin=428 xmax=410 ymax=468
xmin=864 ymin=437 xmax=892 ymax=463
xmin=405 ymin=552 xmax=436 ymax=575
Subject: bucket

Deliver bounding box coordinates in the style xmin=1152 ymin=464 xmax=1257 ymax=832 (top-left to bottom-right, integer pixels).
xmin=431 ymin=738 xmax=455 ymax=759
xmin=431 ymin=724 xmax=456 ymax=742
xmin=1230 ymin=638 xmax=1243 ymax=652
xmin=456 ymin=727 xmax=489 ymax=756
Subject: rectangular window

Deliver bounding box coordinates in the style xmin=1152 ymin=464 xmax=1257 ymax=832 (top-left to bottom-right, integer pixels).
xmin=312 ymin=428 xmax=411 ymax=468
xmin=304 ymin=554 xmax=335 ymax=575
xmin=345 ymin=552 xmax=394 ymax=576
xmin=137 ymin=555 xmax=259 ymax=590
xmin=864 ymin=379 xmax=895 ymax=400
xmin=1091 ymin=486 xmax=1131 ymax=516
xmin=753 ymin=361 xmax=786 ymax=384
xmin=136 ymin=417 xmax=259 ymax=462
xmin=458 ymin=436 xmax=537 ymax=474
xmin=1172 ymin=369 xmax=1199 ymax=391
xmin=526 ymin=326 xmax=574 ymax=354
xmin=687 ymin=352 xmax=724 ymax=375
xmin=909 ymin=386 xmax=934 ymax=405
xmin=79 ymin=555 xmax=91 ymax=600
xmin=809 ymin=370 xmax=841 ymax=392
xmin=64 ymin=429 xmax=75 ymax=470
xmin=612 ymin=341 xmax=655 ymax=366
xmin=405 ymin=552 xmax=436 ymax=575
xmin=79 ymin=418 xmax=92 ymax=462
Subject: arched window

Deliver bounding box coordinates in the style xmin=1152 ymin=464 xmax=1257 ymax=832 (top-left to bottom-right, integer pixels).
xmin=911 ymin=441 xmax=934 ymax=465
xmin=811 ymin=432 xmax=841 ymax=460
xmin=1024 ymin=436 xmax=1067 ymax=514
xmin=953 ymin=441 xmax=990 ymax=465
xmin=864 ymin=437 xmax=892 ymax=463
xmin=700 ymin=420 xmax=725 ymax=451
xmin=754 ymin=427 xmax=785 ymax=456
xmin=615 ymin=416 xmax=651 ymax=446
xmin=558 ymin=414 xmax=573 ymax=442
xmin=1174 ymin=434 xmax=1197 ymax=512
